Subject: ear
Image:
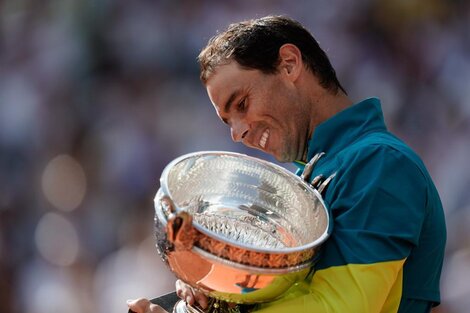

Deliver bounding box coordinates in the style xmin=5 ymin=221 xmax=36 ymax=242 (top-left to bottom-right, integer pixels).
xmin=278 ymin=44 xmax=302 ymax=82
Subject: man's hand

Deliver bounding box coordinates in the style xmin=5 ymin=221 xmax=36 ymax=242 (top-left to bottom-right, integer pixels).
xmin=127 ymin=298 xmax=168 ymax=313
xmin=175 ymin=279 xmax=209 ymax=309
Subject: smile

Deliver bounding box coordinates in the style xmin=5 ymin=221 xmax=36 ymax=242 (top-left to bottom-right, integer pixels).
xmin=259 ymin=129 xmax=270 ymax=149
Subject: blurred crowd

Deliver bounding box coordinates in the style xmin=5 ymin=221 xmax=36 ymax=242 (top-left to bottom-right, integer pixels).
xmin=0 ymin=0 xmax=469 ymax=312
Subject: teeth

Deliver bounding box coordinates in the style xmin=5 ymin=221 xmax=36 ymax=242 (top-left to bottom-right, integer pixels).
xmin=259 ymin=129 xmax=269 ymax=148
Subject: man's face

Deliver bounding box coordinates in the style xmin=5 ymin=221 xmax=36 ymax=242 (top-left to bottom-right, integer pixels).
xmin=206 ymin=61 xmax=311 ymax=162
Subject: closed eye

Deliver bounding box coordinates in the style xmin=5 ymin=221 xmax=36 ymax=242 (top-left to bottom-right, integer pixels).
xmin=237 ymin=98 xmax=247 ymax=112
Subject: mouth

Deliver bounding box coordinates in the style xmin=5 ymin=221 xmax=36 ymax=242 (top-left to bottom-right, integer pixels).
xmin=259 ymin=129 xmax=270 ymax=149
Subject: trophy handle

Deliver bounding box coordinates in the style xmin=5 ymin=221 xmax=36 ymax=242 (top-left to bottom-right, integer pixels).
xmin=166 ymin=211 xmax=197 ymax=251
xmin=300 ymin=152 xmax=325 ymax=182
xmin=174 ymin=298 xmax=252 ymax=313
xmin=160 ymin=194 xmax=177 ymax=215
xmin=158 ymin=193 xmax=198 ymax=251
xmin=300 ymin=152 xmax=336 ymax=196
xmin=317 ymin=172 xmax=336 ymax=195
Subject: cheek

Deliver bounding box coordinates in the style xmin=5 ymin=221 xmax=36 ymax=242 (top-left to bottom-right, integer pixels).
xmin=270 ymin=94 xmax=297 ymax=123
xmin=253 ymin=80 xmax=294 ymax=124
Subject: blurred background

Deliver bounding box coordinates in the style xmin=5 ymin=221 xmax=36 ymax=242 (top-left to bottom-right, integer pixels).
xmin=0 ymin=0 xmax=469 ymax=312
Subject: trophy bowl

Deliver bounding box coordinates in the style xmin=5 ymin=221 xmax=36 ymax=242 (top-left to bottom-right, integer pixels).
xmin=154 ymin=151 xmax=331 ymax=311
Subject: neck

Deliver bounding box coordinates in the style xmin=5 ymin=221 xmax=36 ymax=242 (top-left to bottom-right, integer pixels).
xmin=298 ymin=89 xmax=352 ymax=162
xmin=308 ymin=89 xmax=352 ymax=134
xmin=295 ymin=71 xmax=353 ymax=162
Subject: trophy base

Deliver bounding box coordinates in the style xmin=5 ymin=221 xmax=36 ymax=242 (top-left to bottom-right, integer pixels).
xmin=173 ymin=299 xmax=204 ymax=313
xmin=173 ymin=299 xmax=252 ymax=313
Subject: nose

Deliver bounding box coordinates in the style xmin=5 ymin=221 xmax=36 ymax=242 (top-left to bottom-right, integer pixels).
xmin=230 ymin=121 xmax=249 ymax=142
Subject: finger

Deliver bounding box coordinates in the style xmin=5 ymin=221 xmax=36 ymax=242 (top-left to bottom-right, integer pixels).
xmin=127 ymin=299 xmax=169 ymax=313
xmin=127 ymin=298 xmax=151 ymax=313
xmin=175 ymin=280 xmax=185 ymax=299
xmin=176 ymin=279 xmax=195 ymax=305
xmin=148 ymin=303 xmax=169 ymax=313
xmin=185 ymin=288 xmax=196 ymax=306
xmin=194 ymin=291 xmax=209 ymax=309
xmin=176 ymin=288 xmax=183 ymax=299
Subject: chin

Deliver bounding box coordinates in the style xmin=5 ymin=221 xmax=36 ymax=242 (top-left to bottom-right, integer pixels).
xmin=260 ymin=147 xmax=292 ymax=163
xmin=273 ymin=153 xmax=293 ymax=163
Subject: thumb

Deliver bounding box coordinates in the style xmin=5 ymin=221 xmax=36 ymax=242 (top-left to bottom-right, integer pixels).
xmin=127 ymin=298 xmax=169 ymax=313
xmin=127 ymin=298 xmax=150 ymax=313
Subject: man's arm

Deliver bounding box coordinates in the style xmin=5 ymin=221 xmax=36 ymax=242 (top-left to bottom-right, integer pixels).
xmin=254 ymin=259 xmax=405 ymax=312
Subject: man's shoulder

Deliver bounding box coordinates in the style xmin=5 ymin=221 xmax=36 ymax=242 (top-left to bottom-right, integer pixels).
xmin=336 ymin=131 xmax=425 ymax=172
xmin=328 ymin=130 xmax=433 ymax=199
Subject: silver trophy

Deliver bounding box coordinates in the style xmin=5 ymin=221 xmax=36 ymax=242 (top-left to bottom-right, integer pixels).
xmin=153 ymin=151 xmax=333 ymax=313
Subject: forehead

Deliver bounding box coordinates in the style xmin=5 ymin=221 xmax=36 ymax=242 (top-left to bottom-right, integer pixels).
xmin=206 ymin=62 xmax=256 ymax=108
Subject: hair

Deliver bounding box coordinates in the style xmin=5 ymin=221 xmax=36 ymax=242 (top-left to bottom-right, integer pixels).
xmin=198 ymin=15 xmax=346 ymax=94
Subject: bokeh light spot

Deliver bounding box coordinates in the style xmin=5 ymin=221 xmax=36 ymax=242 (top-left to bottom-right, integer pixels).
xmin=34 ymin=212 xmax=80 ymax=266
xmin=41 ymin=154 xmax=87 ymax=211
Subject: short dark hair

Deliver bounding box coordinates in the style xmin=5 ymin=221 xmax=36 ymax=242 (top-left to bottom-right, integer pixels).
xmin=198 ymin=15 xmax=346 ymax=94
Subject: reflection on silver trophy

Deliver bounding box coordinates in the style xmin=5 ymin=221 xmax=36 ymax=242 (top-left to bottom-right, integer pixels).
xmin=154 ymin=151 xmax=333 ymax=313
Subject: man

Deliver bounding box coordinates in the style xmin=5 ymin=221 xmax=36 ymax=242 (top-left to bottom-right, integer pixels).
xmin=128 ymin=15 xmax=446 ymax=313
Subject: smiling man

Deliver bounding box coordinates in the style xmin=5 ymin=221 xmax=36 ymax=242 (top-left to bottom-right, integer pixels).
xmin=205 ymin=51 xmax=351 ymax=163
xmin=201 ymin=18 xmax=351 ymax=164
xmin=128 ymin=16 xmax=446 ymax=313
